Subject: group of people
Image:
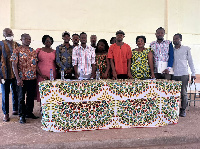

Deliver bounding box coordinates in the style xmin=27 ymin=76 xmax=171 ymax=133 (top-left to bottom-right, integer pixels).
xmin=0 ymin=27 xmax=196 ymax=124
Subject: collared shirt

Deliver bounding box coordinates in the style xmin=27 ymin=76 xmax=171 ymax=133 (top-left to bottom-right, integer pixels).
xmin=0 ymin=40 xmax=20 ymax=79
xmin=150 ymin=40 xmax=174 ymax=73
xmin=72 ymin=45 xmax=96 ymax=75
xmin=107 ymin=43 xmax=132 ymax=75
xmin=173 ymin=45 xmax=195 ymax=76
xmin=56 ymin=44 xmax=73 ymax=72
xmin=11 ymin=46 xmax=37 ymax=80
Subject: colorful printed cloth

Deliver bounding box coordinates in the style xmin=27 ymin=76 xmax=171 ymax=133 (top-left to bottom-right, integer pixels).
xmin=0 ymin=40 xmax=20 ymax=79
xmin=72 ymin=45 xmax=96 ymax=75
xmin=131 ymin=48 xmax=151 ymax=79
xmin=95 ymin=54 xmax=107 ymax=78
xmin=11 ymin=46 xmax=37 ymax=80
xmin=56 ymin=44 xmax=73 ymax=72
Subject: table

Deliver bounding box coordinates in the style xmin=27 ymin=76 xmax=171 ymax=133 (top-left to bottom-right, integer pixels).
xmin=39 ymin=79 xmax=181 ymax=132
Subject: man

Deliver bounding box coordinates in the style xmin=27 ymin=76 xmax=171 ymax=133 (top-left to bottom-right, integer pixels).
xmin=110 ymin=37 xmax=116 ymax=45
xmin=150 ymin=27 xmax=174 ymax=80
xmin=11 ymin=33 xmax=38 ymax=124
xmin=90 ymin=35 xmax=97 ymax=48
xmin=56 ymin=31 xmax=74 ymax=79
xmin=172 ymin=33 xmax=196 ymax=117
xmin=72 ymin=32 xmax=96 ymax=79
xmin=107 ymin=30 xmax=132 ymax=79
xmin=72 ymin=33 xmax=80 ymax=47
xmin=0 ymin=28 xmax=19 ymax=122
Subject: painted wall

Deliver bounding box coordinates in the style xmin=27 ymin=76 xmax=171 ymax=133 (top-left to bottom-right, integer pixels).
xmin=0 ymin=0 xmax=200 ymax=73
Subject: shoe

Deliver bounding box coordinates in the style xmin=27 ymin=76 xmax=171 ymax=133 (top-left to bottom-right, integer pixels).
xmin=3 ymin=114 xmax=10 ymax=122
xmin=179 ymin=109 xmax=186 ymax=117
xmin=26 ymin=113 xmax=39 ymax=119
xmin=19 ymin=116 xmax=26 ymax=124
xmin=12 ymin=111 xmax=18 ymax=115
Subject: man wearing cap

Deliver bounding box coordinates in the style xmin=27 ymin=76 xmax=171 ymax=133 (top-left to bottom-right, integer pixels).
xmin=107 ymin=30 xmax=132 ymax=79
xmin=56 ymin=31 xmax=74 ymax=79
xmin=0 ymin=28 xmax=19 ymax=122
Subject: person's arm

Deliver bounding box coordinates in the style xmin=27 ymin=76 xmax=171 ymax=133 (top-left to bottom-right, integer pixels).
xmin=0 ymin=45 xmax=2 ymax=83
xmin=12 ymin=62 xmax=23 ymax=86
xmin=110 ymin=59 xmax=117 ymax=79
xmin=91 ymin=47 xmax=96 ymax=79
xmin=187 ymin=47 xmax=196 ymax=80
xmin=36 ymin=65 xmax=48 ymax=80
xmin=148 ymin=51 xmax=155 ymax=78
xmin=163 ymin=42 xmax=174 ymax=74
xmin=127 ymin=58 xmax=133 ymax=79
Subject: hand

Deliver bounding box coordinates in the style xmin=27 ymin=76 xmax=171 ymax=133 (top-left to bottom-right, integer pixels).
xmin=127 ymin=72 xmax=133 ymax=79
xmin=102 ymin=72 xmax=108 ymax=79
xmin=75 ymin=73 xmax=79 ymax=79
xmin=151 ymin=73 xmax=155 ymax=79
xmin=162 ymin=69 xmax=169 ymax=74
xmin=17 ymin=78 xmax=23 ymax=87
xmin=65 ymin=69 xmax=72 ymax=75
xmin=112 ymin=71 xmax=117 ymax=80
xmin=41 ymin=75 xmax=49 ymax=80
xmin=191 ymin=76 xmax=196 ymax=83
xmin=0 ymin=76 xmax=2 ymax=84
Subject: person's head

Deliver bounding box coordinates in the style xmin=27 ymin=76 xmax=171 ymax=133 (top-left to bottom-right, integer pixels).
xmin=136 ymin=36 xmax=146 ymax=48
xmin=3 ymin=28 xmax=14 ymax=41
xmin=21 ymin=33 xmax=31 ymax=46
xmin=96 ymin=39 xmax=109 ymax=53
xmin=110 ymin=37 xmax=116 ymax=44
xmin=80 ymin=32 xmax=87 ymax=44
xmin=90 ymin=35 xmax=97 ymax=46
xmin=62 ymin=31 xmax=70 ymax=43
xmin=72 ymin=33 xmax=80 ymax=45
xmin=173 ymin=33 xmax=182 ymax=46
xmin=42 ymin=35 xmax=54 ymax=48
xmin=116 ymin=30 xmax=125 ymax=42
xmin=155 ymin=27 xmax=165 ymax=41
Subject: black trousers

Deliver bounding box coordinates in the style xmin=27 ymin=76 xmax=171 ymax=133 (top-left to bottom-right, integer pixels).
xmin=17 ymin=80 xmax=36 ymax=117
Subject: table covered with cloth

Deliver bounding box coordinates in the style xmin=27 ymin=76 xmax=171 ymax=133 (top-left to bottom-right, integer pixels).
xmin=39 ymin=79 xmax=181 ymax=132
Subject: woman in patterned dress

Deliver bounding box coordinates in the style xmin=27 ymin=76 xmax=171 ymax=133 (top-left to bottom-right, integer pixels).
xmin=131 ymin=36 xmax=155 ymax=79
xmin=95 ymin=39 xmax=110 ymax=79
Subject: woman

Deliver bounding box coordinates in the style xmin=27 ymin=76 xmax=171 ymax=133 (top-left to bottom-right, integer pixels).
xmin=95 ymin=39 xmax=110 ymax=79
xmin=36 ymin=35 xmax=57 ymax=102
xmin=131 ymin=36 xmax=155 ymax=79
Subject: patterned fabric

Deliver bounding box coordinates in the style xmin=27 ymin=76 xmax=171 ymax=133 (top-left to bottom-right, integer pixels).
xmin=95 ymin=54 xmax=107 ymax=79
xmin=11 ymin=46 xmax=37 ymax=80
xmin=150 ymin=40 xmax=173 ymax=72
xmin=72 ymin=45 xmax=96 ymax=75
xmin=39 ymin=79 xmax=181 ymax=132
xmin=131 ymin=48 xmax=151 ymax=79
xmin=56 ymin=44 xmax=73 ymax=72
xmin=0 ymin=40 xmax=20 ymax=79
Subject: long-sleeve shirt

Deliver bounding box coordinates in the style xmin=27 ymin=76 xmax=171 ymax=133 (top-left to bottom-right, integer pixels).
xmin=173 ymin=45 xmax=195 ymax=76
xmin=150 ymin=40 xmax=174 ymax=73
xmin=72 ymin=45 xmax=96 ymax=75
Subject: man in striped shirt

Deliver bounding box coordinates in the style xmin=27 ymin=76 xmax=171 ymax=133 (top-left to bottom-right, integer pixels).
xmin=72 ymin=32 xmax=96 ymax=80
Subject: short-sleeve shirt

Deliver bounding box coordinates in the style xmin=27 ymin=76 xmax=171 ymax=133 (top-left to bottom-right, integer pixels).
xmin=10 ymin=46 xmax=37 ymax=80
xmin=107 ymin=43 xmax=132 ymax=75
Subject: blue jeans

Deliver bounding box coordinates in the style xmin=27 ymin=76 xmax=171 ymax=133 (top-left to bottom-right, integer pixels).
xmin=1 ymin=79 xmax=18 ymax=115
xmin=17 ymin=80 xmax=36 ymax=117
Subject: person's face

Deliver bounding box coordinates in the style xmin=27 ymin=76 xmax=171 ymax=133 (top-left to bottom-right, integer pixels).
xmin=155 ymin=29 xmax=165 ymax=40
xmin=137 ymin=38 xmax=145 ymax=48
xmin=3 ymin=28 xmax=13 ymax=37
xmin=80 ymin=34 xmax=87 ymax=44
xmin=72 ymin=35 xmax=79 ymax=45
xmin=173 ymin=35 xmax=181 ymax=46
xmin=111 ymin=38 xmax=116 ymax=44
xmin=116 ymin=34 xmax=124 ymax=42
xmin=90 ymin=35 xmax=97 ymax=45
xmin=45 ymin=37 xmax=52 ymax=47
xmin=62 ymin=34 xmax=70 ymax=43
xmin=21 ymin=35 xmax=31 ymax=46
xmin=97 ymin=41 xmax=105 ymax=52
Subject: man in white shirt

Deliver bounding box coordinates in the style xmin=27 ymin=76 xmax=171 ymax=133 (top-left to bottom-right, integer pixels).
xmin=172 ymin=33 xmax=196 ymax=117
